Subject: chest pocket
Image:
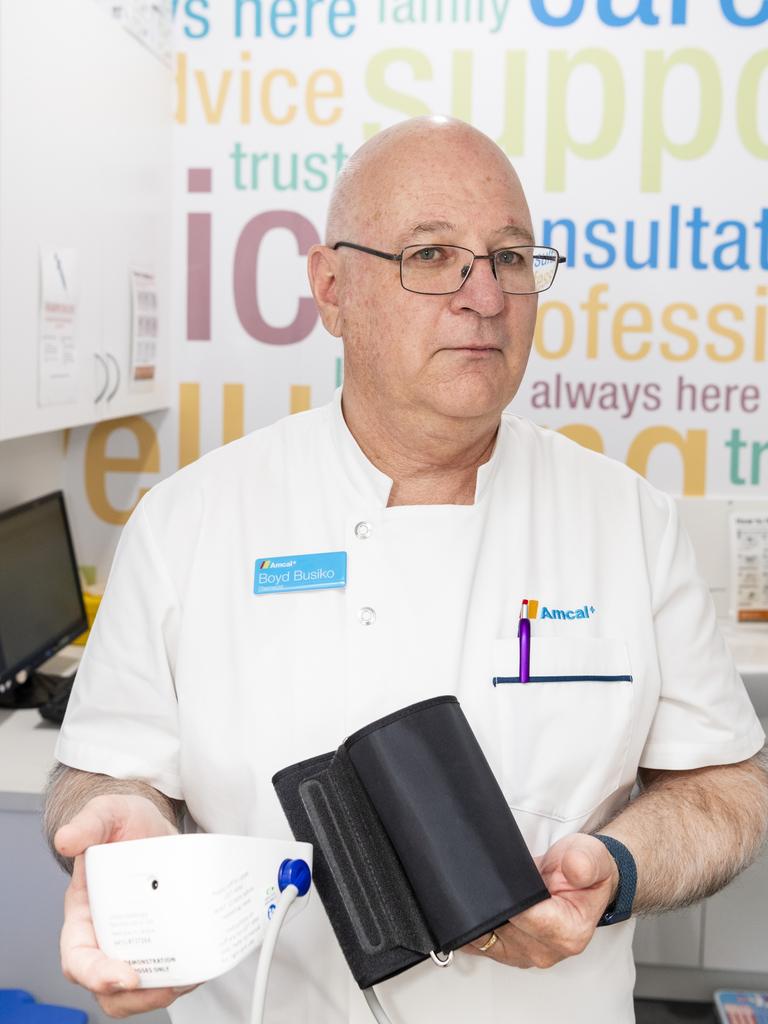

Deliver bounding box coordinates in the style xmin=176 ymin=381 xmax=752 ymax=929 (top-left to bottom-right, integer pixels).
xmin=493 ymin=636 xmax=634 ymax=822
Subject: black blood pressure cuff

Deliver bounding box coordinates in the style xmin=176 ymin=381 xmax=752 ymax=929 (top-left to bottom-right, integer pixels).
xmin=272 ymin=695 xmax=549 ymax=989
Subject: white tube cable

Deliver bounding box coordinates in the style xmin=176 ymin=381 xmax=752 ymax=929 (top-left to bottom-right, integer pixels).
xmin=363 ymin=987 xmax=394 ymax=1024
xmin=249 ymin=871 xmax=391 ymax=1024
xmin=250 ymin=885 xmax=299 ymax=1024
xmin=249 ymin=890 xmax=394 ymax=1024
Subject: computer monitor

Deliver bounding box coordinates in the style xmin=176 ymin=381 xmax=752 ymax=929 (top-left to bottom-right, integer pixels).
xmin=0 ymin=490 xmax=87 ymax=690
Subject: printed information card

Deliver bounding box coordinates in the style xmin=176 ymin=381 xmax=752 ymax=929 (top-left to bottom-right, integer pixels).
xmin=730 ymin=515 xmax=768 ymax=624
xmin=129 ymin=267 xmax=159 ymax=386
xmin=38 ymin=246 xmax=78 ymax=407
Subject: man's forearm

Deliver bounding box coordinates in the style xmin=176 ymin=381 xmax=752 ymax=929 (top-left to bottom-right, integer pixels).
xmin=598 ymin=748 xmax=768 ymax=915
xmin=43 ymin=763 xmax=185 ymax=874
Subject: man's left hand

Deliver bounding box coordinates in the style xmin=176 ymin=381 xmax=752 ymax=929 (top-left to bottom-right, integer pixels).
xmin=464 ymin=833 xmax=619 ymax=969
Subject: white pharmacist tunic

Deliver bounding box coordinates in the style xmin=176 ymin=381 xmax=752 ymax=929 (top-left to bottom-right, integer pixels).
xmin=56 ymin=389 xmax=765 ymax=1024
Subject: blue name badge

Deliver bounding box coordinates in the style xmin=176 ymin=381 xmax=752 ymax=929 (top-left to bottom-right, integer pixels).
xmin=253 ymin=551 xmax=347 ymax=595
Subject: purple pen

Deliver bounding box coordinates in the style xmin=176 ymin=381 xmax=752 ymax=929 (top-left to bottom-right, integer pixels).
xmin=518 ymin=599 xmax=531 ymax=684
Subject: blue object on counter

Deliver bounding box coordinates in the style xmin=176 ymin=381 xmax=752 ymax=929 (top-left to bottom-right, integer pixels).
xmin=0 ymin=990 xmax=87 ymax=1022
xmin=0 ymin=991 xmax=34 ymax=1010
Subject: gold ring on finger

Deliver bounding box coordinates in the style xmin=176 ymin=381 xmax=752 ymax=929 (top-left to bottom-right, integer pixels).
xmin=478 ymin=931 xmax=498 ymax=952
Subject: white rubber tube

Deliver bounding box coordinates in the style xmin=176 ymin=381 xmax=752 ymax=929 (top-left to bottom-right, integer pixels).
xmin=250 ymin=885 xmax=299 ymax=1024
xmin=363 ymin=986 xmax=394 ymax=1024
xmin=249 ymin=886 xmax=393 ymax=1024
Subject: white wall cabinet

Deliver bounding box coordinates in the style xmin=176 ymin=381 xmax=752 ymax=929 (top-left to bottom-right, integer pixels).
xmin=0 ymin=0 xmax=171 ymax=441
xmin=633 ymin=904 xmax=704 ymax=969
xmin=634 ymin=841 xmax=768 ymax=979
xmin=701 ymin=846 xmax=768 ymax=973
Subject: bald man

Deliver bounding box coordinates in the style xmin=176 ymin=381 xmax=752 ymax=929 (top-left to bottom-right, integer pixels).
xmin=45 ymin=118 xmax=767 ymax=1024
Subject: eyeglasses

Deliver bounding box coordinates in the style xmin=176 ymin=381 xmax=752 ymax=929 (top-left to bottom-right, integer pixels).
xmin=332 ymin=241 xmax=565 ymax=296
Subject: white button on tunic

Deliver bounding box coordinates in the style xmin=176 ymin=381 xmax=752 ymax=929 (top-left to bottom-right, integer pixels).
xmin=57 ymin=389 xmax=764 ymax=1024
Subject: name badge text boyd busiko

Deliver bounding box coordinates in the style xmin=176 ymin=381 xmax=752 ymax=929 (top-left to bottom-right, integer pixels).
xmin=253 ymin=552 xmax=347 ymax=595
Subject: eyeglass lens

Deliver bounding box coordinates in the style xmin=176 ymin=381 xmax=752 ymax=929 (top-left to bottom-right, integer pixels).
xmin=400 ymin=245 xmax=559 ymax=295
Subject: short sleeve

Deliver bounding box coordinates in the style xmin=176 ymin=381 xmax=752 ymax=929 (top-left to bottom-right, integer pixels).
xmin=55 ymin=496 xmax=183 ymax=799
xmin=639 ymin=492 xmax=765 ymax=770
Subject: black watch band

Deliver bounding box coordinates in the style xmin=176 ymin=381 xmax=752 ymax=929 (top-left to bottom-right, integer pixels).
xmin=593 ymin=834 xmax=637 ymax=926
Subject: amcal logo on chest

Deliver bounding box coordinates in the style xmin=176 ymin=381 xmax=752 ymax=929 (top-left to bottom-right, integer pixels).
xmin=526 ymin=599 xmax=597 ymax=621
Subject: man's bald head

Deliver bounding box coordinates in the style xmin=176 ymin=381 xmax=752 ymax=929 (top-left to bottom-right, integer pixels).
xmin=325 ymin=116 xmax=530 ymax=246
xmin=309 ymin=115 xmax=540 ymax=438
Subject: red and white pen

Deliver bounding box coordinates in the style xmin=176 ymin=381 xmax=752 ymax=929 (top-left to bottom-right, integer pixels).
xmin=518 ymin=599 xmax=531 ymax=684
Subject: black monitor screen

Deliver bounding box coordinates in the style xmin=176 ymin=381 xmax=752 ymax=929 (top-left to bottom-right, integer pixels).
xmin=0 ymin=491 xmax=87 ymax=684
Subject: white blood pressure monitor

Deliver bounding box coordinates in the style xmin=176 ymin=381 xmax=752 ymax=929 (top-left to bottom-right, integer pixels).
xmin=86 ymin=833 xmax=313 ymax=989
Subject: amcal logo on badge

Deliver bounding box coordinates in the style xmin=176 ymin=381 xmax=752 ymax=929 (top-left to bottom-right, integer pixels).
xmin=259 ymin=559 xmax=297 ymax=570
xmin=526 ymin=599 xmax=597 ymax=621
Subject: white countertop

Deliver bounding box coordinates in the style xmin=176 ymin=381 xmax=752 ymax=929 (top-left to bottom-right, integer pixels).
xmin=0 ymin=708 xmax=59 ymax=806
xmin=719 ymin=622 xmax=768 ymax=681
xmin=0 ymin=645 xmax=80 ymax=808
xmin=1 ymin=626 xmax=767 ymax=809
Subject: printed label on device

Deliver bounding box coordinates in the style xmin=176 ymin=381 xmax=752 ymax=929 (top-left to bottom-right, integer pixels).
xmin=253 ymin=552 xmax=347 ymax=594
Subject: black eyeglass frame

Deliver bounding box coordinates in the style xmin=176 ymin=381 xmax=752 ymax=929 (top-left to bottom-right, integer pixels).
xmin=331 ymin=241 xmax=566 ymax=296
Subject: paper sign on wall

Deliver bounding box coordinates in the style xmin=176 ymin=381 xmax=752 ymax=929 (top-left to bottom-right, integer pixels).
xmin=38 ymin=246 xmax=78 ymax=406
xmin=730 ymin=515 xmax=768 ymax=624
xmin=130 ymin=267 xmax=159 ymax=386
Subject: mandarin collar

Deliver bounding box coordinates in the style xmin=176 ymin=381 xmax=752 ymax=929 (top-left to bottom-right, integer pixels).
xmin=328 ymin=387 xmax=505 ymax=509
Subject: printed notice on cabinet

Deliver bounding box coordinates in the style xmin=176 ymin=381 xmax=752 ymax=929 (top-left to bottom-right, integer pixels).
xmin=730 ymin=515 xmax=768 ymax=624
xmin=129 ymin=268 xmax=158 ymax=387
xmin=38 ymin=247 xmax=78 ymax=406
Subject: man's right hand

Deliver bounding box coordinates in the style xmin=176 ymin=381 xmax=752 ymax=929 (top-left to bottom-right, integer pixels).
xmin=54 ymin=793 xmax=196 ymax=1017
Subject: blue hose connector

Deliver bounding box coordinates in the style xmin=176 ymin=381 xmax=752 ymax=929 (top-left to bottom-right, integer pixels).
xmin=278 ymin=858 xmax=312 ymax=897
